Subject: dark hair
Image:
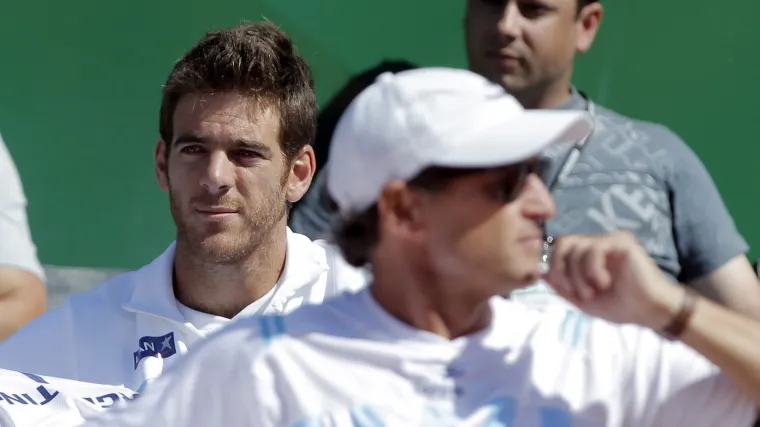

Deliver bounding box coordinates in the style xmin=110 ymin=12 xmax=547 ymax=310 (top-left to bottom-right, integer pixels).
xmin=159 ymin=21 xmax=317 ymax=160
xmin=577 ymin=0 xmax=599 ymax=13
xmin=312 ymin=60 xmax=418 ymax=172
xmin=332 ymin=167 xmax=483 ymax=267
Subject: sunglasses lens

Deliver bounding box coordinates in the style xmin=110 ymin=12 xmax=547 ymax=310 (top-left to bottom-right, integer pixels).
xmin=499 ymin=158 xmax=549 ymax=202
xmin=532 ymin=158 xmax=552 ymax=183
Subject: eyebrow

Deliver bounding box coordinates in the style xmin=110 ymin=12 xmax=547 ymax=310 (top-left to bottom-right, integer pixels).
xmin=172 ymin=132 xmax=274 ymax=158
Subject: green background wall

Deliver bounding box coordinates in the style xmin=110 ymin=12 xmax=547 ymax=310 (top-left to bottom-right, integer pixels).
xmin=1 ymin=1 xmax=758 ymax=269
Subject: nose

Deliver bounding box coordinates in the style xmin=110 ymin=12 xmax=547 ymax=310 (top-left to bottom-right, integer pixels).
xmin=200 ymin=150 xmax=235 ymax=195
xmin=519 ymin=174 xmax=556 ymax=222
xmin=497 ymin=1 xmax=522 ymax=40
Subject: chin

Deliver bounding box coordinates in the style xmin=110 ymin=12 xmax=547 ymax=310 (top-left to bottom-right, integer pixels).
xmin=493 ymin=270 xmax=541 ymax=297
xmin=187 ymin=232 xmax=250 ymax=261
xmin=517 ymin=263 xmax=543 ymax=283
xmin=500 ymin=76 xmax=531 ymax=94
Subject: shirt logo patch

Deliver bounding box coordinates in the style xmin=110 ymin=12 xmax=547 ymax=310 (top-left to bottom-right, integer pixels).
xmin=133 ymin=332 xmax=176 ymax=369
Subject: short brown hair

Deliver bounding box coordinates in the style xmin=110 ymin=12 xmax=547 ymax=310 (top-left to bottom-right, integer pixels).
xmin=159 ymin=21 xmax=317 ymax=160
xmin=332 ymin=167 xmax=484 ymax=267
xmin=577 ymin=0 xmax=599 ymax=14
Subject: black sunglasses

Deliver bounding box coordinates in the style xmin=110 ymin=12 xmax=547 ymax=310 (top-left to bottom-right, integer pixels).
xmin=497 ymin=157 xmax=551 ymax=202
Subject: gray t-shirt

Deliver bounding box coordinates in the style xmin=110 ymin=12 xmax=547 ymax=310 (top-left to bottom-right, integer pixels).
xmin=544 ymin=90 xmax=747 ymax=283
xmin=290 ymin=90 xmax=748 ymax=284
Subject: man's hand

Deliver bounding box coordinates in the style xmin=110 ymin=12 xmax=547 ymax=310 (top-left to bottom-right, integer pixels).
xmin=543 ymin=231 xmax=684 ymax=331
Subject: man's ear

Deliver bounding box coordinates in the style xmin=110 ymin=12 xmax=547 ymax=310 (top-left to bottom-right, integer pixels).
xmin=285 ymin=145 xmax=316 ymax=203
xmin=576 ymin=2 xmax=603 ymax=53
xmin=376 ymin=181 xmax=427 ymax=239
xmin=155 ymin=139 xmax=169 ymax=191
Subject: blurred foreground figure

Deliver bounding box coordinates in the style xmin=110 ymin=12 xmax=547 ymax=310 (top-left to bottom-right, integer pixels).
xmin=81 ymin=69 xmax=760 ymax=427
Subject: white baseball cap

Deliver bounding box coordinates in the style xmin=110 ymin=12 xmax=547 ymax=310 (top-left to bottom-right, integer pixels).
xmin=326 ymin=67 xmax=592 ymax=216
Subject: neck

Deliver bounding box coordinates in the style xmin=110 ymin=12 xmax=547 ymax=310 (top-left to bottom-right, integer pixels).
xmin=513 ymin=76 xmax=573 ymax=110
xmin=173 ymin=222 xmax=288 ymax=319
xmin=370 ymin=249 xmax=493 ymax=340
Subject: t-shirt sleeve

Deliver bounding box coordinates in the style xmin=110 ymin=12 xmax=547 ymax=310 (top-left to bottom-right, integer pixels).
xmin=0 ymin=135 xmax=44 ymax=281
xmin=79 ymin=321 xmax=280 ymax=427
xmin=622 ymin=328 xmax=755 ymax=427
xmin=657 ymin=125 xmax=748 ymax=282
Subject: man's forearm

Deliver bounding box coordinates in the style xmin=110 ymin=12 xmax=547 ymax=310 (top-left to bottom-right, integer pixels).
xmin=0 ymin=268 xmax=46 ymax=341
xmin=689 ymin=255 xmax=760 ymax=322
xmin=677 ymin=294 xmax=760 ymax=407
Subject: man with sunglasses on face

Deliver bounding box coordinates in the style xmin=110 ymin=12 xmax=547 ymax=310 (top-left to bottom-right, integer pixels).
xmin=81 ymin=68 xmax=760 ymax=427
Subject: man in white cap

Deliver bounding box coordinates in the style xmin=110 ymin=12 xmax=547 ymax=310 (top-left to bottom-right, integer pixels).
xmin=81 ymin=68 xmax=760 ymax=427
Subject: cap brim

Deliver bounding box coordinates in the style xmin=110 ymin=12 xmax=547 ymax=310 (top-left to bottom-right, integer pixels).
xmin=432 ymin=109 xmax=592 ymax=168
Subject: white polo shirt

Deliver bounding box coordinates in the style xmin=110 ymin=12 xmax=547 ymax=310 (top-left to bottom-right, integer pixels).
xmin=0 ymin=369 xmax=135 ymax=427
xmin=80 ymin=288 xmax=755 ymax=427
xmin=0 ymin=229 xmax=368 ymax=391
xmin=0 ymin=134 xmax=44 ymax=280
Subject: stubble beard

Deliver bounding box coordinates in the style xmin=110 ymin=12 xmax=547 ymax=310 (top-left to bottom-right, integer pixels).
xmin=170 ymin=185 xmax=288 ymax=265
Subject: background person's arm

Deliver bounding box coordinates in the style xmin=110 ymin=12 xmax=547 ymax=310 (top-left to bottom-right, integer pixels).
xmin=674 ymin=288 xmax=760 ymax=407
xmin=0 ymin=268 xmax=45 ymax=340
xmin=689 ymin=255 xmax=760 ymax=321
xmin=0 ymin=135 xmax=46 ymax=341
xmin=660 ymin=127 xmax=760 ymax=319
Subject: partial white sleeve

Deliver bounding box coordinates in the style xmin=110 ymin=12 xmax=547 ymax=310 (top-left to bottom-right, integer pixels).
xmin=623 ymin=328 xmax=756 ymax=427
xmin=79 ymin=325 xmax=278 ymax=427
xmin=0 ymin=135 xmax=44 ymax=280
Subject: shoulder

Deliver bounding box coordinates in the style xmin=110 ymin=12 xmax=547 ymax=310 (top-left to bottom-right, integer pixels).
xmin=308 ymin=237 xmax=371 ymax=294
xmin=594 ymin=104 xmax=695 ymax=157
xmin=0 ymin=257 xmax=160 ymax=355
xmin=282 ymin=229 xmax=370 ymax=294
xmin=64 ymin=243 xmax=176 ymax=317
xmin=72 ymin=270 xmax=139 ymax=307
xmin=0 ymin=269 xmax=143 ymax=378
xmin=40 ymin=268 xmax=140 ymax=330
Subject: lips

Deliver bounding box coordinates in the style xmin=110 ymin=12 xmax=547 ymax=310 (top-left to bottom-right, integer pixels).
xmin=485 ymin=49 xmax=523 ymax=69
xmin=496 ymin=54 xmax=522 ymax=67
xmin=196 ymin=206 xmax=239 ymax=215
